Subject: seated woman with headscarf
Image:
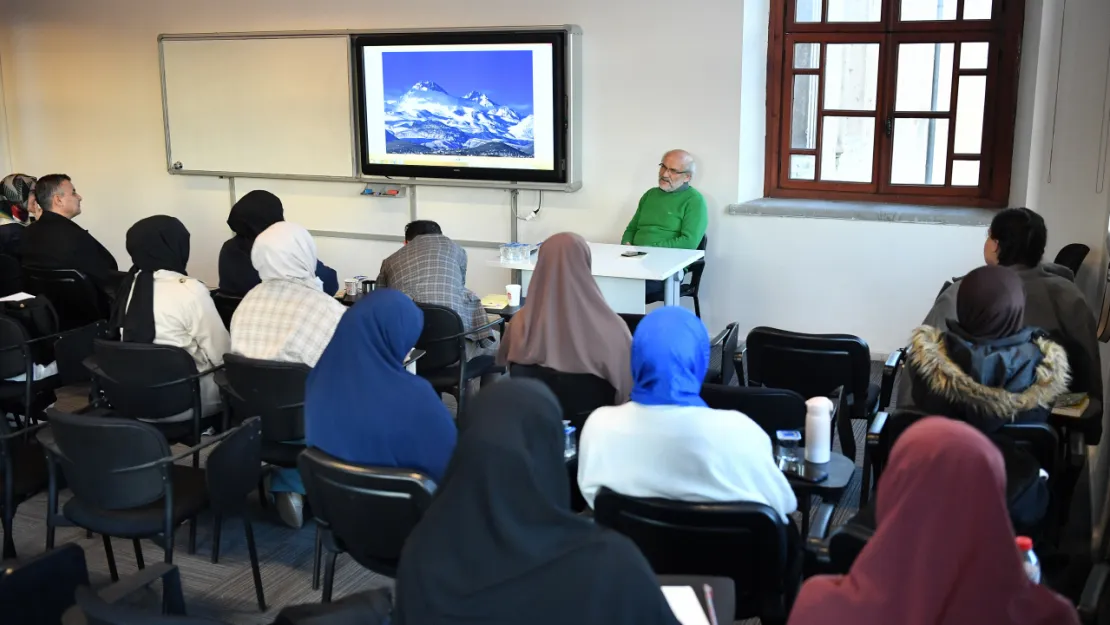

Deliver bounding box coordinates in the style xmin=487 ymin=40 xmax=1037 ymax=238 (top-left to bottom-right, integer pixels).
xmin=497 ymin=232 xmax=633 ymax=402
xmin=788 ymin=418 xmax=1079 ymax=625
xmin=112 ymin=216 xmax=229 ymax=418
xmin=0 ymin=173 xmax=37 ymax=256
xmin=305 ymin=288 xmax=456 ymax=482
xmin=577 ymin=306 xmax=797 ymax=522
xmin=230 ymin=221 xmax=347 ymax=528
xmin=394 ymin=379 xmax=681 ymax=625
xmin=218 ymin=190 xmax=339 ymax=296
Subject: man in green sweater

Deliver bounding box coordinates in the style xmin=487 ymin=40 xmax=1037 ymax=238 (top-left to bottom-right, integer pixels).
xmin=622 ymin=149 xmax=708 ymax=300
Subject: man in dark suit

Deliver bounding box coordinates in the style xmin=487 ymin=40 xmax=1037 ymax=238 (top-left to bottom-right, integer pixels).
xmin=18 ymin=173 xmax=122 ymax=293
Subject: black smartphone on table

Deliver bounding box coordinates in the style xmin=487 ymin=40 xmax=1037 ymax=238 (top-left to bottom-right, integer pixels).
xmin=621 ymin=250 xmax=647 ymax=257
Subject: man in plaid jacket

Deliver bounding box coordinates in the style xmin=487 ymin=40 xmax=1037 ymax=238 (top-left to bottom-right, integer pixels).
xmin=377 ymin=220 xmax=497 ymax=359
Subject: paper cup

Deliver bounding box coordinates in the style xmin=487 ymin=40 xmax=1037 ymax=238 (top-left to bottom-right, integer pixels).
xmin=506 ymin=284 xmax=522 ymax=306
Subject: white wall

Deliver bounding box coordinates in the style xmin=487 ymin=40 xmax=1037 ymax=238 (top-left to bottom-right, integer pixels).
xmin=0 ymin=0 xmax=1108 ymax=356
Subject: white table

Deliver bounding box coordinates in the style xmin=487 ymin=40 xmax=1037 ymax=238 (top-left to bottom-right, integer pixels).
xmin=489 ymin=242 xmax=705 ymax=314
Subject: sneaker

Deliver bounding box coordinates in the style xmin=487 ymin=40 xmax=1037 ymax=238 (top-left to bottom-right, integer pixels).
xmin=276 ymin=492 xmax=304 ymax=529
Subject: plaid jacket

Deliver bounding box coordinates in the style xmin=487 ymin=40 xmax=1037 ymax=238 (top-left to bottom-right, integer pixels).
xmin=377 ymin=235 xmax=492 ymax=342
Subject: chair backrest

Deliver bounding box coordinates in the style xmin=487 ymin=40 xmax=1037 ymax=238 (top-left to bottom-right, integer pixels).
xmin=88 ymin=339 xmax=199 ymax=421
xmin=509 ymin=363 xmax=615 ymax=433
xmin=222 ymin=354 xmax=310 ymax=442
xmin=47 ymin=408 xmax=171 ymax=510
xmin=205 ymin=417 xmax=263 ymax=515
xmin=0 ymin=314 xmax=30 ymax=379
xmin=593 ymin=487 xmax=791 ymax=619
xmin=414 ymin=303 xmax=465 ymax=372
xmin=689 ymin=235 xmax=708 ymax=289
xmin=22 ymin=266 xmax=107 ymax=331
xmin=618 ymin=313 xmax=644 ymax=336
xmin=0 ymin=544 xmax=90 ymax=625
xmin=700 ymin=384 xmax=807 ymax=438
xmin=998 ymin=422 xmax=1060 ymax=477
xmin=210 ymin=290 xmax=243 ymax=330
xmin=76 ymin=585 xmax=228 ymax=625
xmin=298 ymin=448 xmax=436 ymax=571
xmin=745 ymin=326 xmax=871 ymax=414
xmin=1054 ymin=243 xmax=1090 ymax=278
xmin=706 ymin=322 xmax=739 ymax=385
xmin=0 ymin=254 xmax=22 ymax=298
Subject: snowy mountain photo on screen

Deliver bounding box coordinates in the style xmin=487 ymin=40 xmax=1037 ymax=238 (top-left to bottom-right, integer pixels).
xmin=381 ymin=50 xmax=535 ymax=158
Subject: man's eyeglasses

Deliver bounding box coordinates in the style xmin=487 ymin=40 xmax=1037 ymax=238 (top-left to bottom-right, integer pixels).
xmin=659 ymin=163 xmax=689 ymax=176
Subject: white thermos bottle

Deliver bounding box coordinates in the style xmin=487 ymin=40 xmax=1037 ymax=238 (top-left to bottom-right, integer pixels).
xmin=805 ymin=396 xmax=834 ymax=464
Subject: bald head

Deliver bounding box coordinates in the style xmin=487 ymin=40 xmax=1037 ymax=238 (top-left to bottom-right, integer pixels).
xmin=658 ymin=149 xmax=696 ymax=192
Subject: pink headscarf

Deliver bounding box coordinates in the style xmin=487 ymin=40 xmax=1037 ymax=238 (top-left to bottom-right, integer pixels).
xmin=788 ymin=417 xmax=1079 ymax=625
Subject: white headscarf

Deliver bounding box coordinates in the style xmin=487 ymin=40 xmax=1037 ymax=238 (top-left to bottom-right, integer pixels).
xmin=251 ymin=221 xmax=323 ymax=290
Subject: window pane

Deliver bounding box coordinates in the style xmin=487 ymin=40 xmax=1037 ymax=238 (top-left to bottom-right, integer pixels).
xmin=900 ymin=0 xmax=958 ymax=21
xmin=895 ymin=43 xmax=954 ymax=112
xmin=790 ymin=155 xmax=816 ymax=180
xmin=795 ymin=0 xmax=822 ymax=22
xmin=820 ymin=117 xmax=875 ymax=183
xmin=960 ymin=42 xmax=990 ymax=70
xmin=954 ymin=76 xmax=986 ymax=153
xmin=824 ymin=44 xmax=880 ymax=111
xmin=794 ymin=43 xmax=820 ymax=70
xmin=827 ymin=0 xmax=882 ymax=22
xmin=791 ymin=75 xmax=819 ymax=149
xmin=963 ymin=0 xmax=992 ymax=20
xmin=951 ymin=160 xmax=981 ymax=186
xmin=890 ymin=118 xmax=950 ymax=185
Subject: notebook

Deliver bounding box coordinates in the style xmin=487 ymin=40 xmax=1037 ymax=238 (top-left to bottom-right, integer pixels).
xmin=1052 ymin=392 xmax=1090 ymax=418
xmin=481 ymin=294 xmax=509 ymax=309
xmin=661 ymin=586 xmax=712 ymax=625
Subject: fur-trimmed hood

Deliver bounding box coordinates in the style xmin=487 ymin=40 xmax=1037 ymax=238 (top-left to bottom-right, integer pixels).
xmin=907 ymin=325 xmax=1071 ymax=420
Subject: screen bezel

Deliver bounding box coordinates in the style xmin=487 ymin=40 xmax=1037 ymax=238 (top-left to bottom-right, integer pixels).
xmin=353 ymin=30 xmax=568 ymax=183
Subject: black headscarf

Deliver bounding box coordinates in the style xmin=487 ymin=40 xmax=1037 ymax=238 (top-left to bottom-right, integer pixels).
xmin=111 ymin=216 xmax=190 ymax=343
xmin=394 ymin=379 xmax=680 ymax=625
xmin=955 ymin=265 xmax=1026 ymax=340
xmin=227 ymin=190 xmax=284 ymax=244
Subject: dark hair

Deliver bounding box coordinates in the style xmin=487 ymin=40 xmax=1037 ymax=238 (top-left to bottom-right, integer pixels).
xmin=405 ymin=220 xmax=442 ymax=242
xmin=34 ymin=174 xmax=72 ymax=213
xmin=989 ymin=207 xmax=1046 ymax=267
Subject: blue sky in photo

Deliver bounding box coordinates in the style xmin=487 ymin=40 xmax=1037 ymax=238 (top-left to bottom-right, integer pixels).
xmin=382 ymin=49 xmax=534 ymax=113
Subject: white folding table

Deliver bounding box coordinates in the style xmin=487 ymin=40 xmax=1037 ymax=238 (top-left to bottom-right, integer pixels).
xmin=489 ymin=242 xmax=705 ymax=314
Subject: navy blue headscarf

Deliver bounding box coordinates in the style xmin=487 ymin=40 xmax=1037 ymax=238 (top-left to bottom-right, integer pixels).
xmin=630 ymin=307 xmax=709 ymax=408
xmin=305 ymin=288 xmax=457 ymax=481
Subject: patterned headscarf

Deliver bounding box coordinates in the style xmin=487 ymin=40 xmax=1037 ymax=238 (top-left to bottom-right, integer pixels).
xmin=0 ymin=174 xmax=36 ymax=223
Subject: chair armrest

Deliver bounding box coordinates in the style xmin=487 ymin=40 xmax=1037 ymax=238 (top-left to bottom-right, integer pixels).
xmin=806 ymin=502 xmax=836 ymax=547
xmin=709 ymin=327 xmax=728 ymax=348
xmin=1079 ymin=562 xmax=1110 ymax=624
xmin=146 ymin=364 xmax=225 ymax=390
xmin=110 ymin=426 xmax=239 ymax=474
xmin=867 ymin=412 xmax=888 ymax=445
xmin=23 ymin=323 xmax=102 ymax=347
xmin=420 ymin=317 xmax=506 ymax=344
xmin=879 ymin=349 xmax=906 ymax=410
xmin=0 ymin=421 xmax=48 ymax=441
xmin=1070 ymin=431 xmax=1087 ymax=468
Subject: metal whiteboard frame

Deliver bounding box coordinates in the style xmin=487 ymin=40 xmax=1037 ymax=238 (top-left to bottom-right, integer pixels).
xmin=158 ymin=26 xmax=583 ymax=193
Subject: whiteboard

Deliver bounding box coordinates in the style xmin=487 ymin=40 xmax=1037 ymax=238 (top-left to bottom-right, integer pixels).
xmin=160 ymin=36 xmax=355 ymax=178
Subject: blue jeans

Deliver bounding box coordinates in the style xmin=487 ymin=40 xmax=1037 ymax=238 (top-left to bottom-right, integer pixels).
xmin=269 ymin=439 xmax=306 ymax=495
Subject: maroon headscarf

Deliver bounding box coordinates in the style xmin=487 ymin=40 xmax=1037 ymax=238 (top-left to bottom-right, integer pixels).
xmin=788 ymin=417 xmax=1079 ymax=625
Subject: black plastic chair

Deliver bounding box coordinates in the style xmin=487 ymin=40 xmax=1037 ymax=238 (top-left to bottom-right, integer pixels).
xmin=645 ymin=235 xmax=707 ymax=317
xmin=0 ymin=312 xmax=61 ymax=428
xmin=1055 ymin=243 xmax=1090 ymax=278
xmin=705 ymin=322 xmax=740 ymax=385
xmin=210 ymin=291 xmax=243 ymax=331
xmin=618 ymin=313 xmax=644 ymax=335
xmin=0 ymin=254 xmax=22 ymax=298
xmin=0 ymin=419 xmax=48 ymax=559
xmin=700 ymin=384 xmax=807 ymax=439
xmin=23 ymin=267 xmax=108 ymax=331
xmin=298 ymin=448 xmax=436 ymax=602
xmin=509 ymin=363 xmax=615 ymax=437
xmin=414 ymin=303 xmax=503 ymax=418
xmin=593 ymin=487 xmax=799 ymax=624
xmin=85 ymin=339 xmax=221 ymax=462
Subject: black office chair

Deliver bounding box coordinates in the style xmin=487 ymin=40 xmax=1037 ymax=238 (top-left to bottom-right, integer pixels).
xmin=744 ymin=327 xmax=878 ymax=500
xmin=0 ymin=312 xmax=60 ymax=428
xmin=22 ymin=267 xmax=108 ymax=331
xmin=210 ymin=290 xmax=243 ymax=331
xmin=705 ymin=322 xmax=739 ymax=385
xmin=0 ymin=254 xmax=22 ymax=298
xmin=645 ymin=235 xmax=707 ymax=317
xmin=700 ymin=384 xmax=807 ymax=439
xmin=72 ymin=584 xmax=228 ymax=625
xmin=618 ymin=312 xmax=644 ymax=335
xmin=594 ymin=487 xmax=799 ymax=624
xmin=414 ymin=303 xmax=503 ymax=418
xmin=85 ymin=340 xmax=222 ymax=461
xmin=1054 ymin=243 xmax=1090 ymax=278
xmin=218 ymin=353 xmax=310 ymax=511
xmin=509 ymin=363 xmax=615 ymax=436
xmin=298 ymin=448 xmax=436 ymax=602
xmin=0 ymin=417 xmax=48 ymax=560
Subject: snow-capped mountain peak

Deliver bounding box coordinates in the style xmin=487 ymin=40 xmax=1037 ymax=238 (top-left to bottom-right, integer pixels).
xmin=408 ymin=81 xmax=449 ymax=94
xmin=462 ymin=90 xmax=498 ymax=108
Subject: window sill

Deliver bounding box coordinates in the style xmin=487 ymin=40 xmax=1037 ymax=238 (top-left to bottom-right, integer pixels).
xmin=727 ymin=198 xmax=996 ymax=227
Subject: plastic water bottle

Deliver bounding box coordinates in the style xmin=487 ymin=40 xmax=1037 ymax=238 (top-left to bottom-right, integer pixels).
xmin=563 ymin=420 xmax=577 ymax=459
xmin=1016 ymin=536 xmax=1041 ymax=583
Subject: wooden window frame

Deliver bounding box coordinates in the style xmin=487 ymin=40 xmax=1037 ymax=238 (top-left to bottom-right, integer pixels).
xmin=765 ymin=0 xmax=1025 ymax=208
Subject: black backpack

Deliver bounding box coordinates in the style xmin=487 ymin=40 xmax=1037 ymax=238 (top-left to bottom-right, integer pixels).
xmin=1 ymin=295 xmax=59 ymax=365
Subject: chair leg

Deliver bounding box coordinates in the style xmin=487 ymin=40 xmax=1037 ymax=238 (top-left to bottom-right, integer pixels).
xmin=2 ymin=507 xmax=15 ymax=560
xmin=211 ymin=513 xmax=223 ymax=564
xmin=312 ymin=524 xmax=322 ymax=590
xmin=187 ymin=517 xmax=197 ymax=555
xmin=257 ymin=479 xmax=268 ymax=510
xmin=693 ymin=295 xmax=701 ymax=318
xmin=860 ymin=455 xmax=873 ymax=507
xmin=322 ymin=550 xmax=338 ymax=603
xmin=243 ymin=517 xmax=266 ymax=611
xmin=103 ymin=534 xmax=119 ymax=582
xmin=133 ymin=538 xmax=145 ymax=570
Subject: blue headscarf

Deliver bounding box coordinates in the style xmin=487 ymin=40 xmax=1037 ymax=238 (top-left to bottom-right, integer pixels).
xmin=630 ymin=307 xmax=709 ymax=408
xmin=305 ymin=288 xmax=457 ymax=481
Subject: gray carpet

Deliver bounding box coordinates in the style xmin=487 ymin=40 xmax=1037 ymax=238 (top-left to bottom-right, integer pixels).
xmin=4 ymin=362 xmax=890 ymax=624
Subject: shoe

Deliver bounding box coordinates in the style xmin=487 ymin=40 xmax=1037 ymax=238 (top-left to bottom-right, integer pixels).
xmin=276 ymin=492 xmax=304 ymax=529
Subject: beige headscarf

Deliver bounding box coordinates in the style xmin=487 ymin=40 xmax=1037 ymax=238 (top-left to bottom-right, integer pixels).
xmin=497 ymin=233 xmax=633 ymax=401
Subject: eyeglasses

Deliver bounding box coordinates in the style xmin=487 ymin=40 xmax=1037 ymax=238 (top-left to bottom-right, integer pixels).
xmin=659 ymin=163 xmax=689 ymax=177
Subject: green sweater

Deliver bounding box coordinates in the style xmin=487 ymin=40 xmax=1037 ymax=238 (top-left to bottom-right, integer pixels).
xmin=621 ymin=186 xmax=708 ymax=249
